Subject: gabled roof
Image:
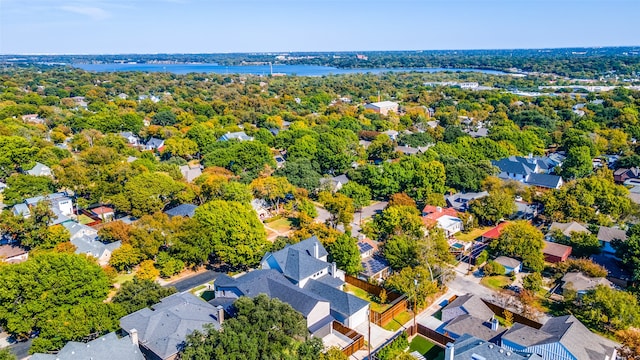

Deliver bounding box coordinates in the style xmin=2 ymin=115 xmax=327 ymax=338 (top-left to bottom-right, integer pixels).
xmin=361 ymin=255 xmax=390 ymax=277
xmin=482 ymin=222 xmax=509 ymax=240
xmin=120 ymin=292 xmax=221 ymax=360
xmin=268 ymin=247 xmax=329 ymax=282
xmin=164 ymin=204 xmax=198 ymax=218
xmin=561 ymin=272 xmax=613 ymax=292
xmin=26 ymin=162 xmax=52 ymax=176
xmin=443 ymin=314 xmax=503 ymax=342
xmin=445 ymin=192 xmax=489 ymax=211
xmin=24 ymin=192 xmax=70 ymax=207
xmin=72 ymin=235 xmax=121 ymax=259
xmin=219 ymin=131 xmax=253 ymax=141
xmin=215 ymin=269 xmax=327 ymax=317
xmin=450 ymin=334 xmax=538 ymax=360
xmin=442 ymin=294 xmax=494 ymax=322
xmin=542 ymin=240 xmax=572 ymax=258
xmin=525 ymin=173 xmax=563 ymax=189
xmin=304 ymin=279 xmax=369 ymax=318
xmin=549 ymin=222 xmax=590 ymax=237
xmin=91 ymin=206 xmax=114 ymax=216
xmin=30 ymin=332 xmax=144 ymax=360
xmin=492 ymin=157 xmax=537 ymax=176
xmin=0 ymin=245 xmax=28 ymax=263
xmin=494 ymin=256 xmax=521 ymax=269
xmin=366 ymin=101 xmax=398 ymax=108
xmin=597 ymin=226 xmax=627 ymax=243
xmin=145 ymin=137 xmax=164 ymax=149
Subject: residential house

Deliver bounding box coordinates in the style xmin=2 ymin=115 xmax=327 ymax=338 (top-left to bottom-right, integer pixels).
xmin=251 ymin=198 xmax=270 ymax=220
xmin=465 ymin=127 xmax=489 ymax=138
xmin=0 ymin=245 xmax=28 ymax=264
xmin=120 ymin=132 xmax=141 ymax=146
xmin=319 ymin=174 xmax=350 ymax=192
xmin=494 ymin=256 xmax=522 ymax=275
xmin=548 ymin=221 xmax=590 ymax=239
xmin=144 ymin=138 xmax=165 ymax=152
xmin=357 ymin=239 xmax=390 ymax=282
xmin=25 ymin=162 xmax=53 ymax=177
xmin=21 ymin=114 xmax=45 ymax=124
xmin=445 ymin=191 xmax=489 ymax=212
xmin=19 ymin=192 xmax=74 ymax=224
xmin=381 ymin=129 xmax=399 ymax=140
xmin=179 ymin=164 xmax=202 ymax=183
xmin=445 ymin=334 xmax=542 ymax=360
xmin=71 ymin=96 xmax=88 ymax=108
xmin=492 ymin=156 xmax=563 ymax=189
xmin=62 ymin=221 xmax=121 ymax=265
xmin=542 ymin=241 xmax=572 ymax=263
xmin=0 ymin=181 xmax=6 ymax=192
xmin=422 ymin=206 xmax=463 ymax=237
xmin=218 ymin=131 xmax=254 ymax=142
xmin=395 ymin=145 xmax=431 ymax=156
xmin=501 ymin=315 xmax=618 ymax=360
xmin=30 ymin=332 xmax=144 ymax=360
xmin=614 ymin=167 xmax=640 ymax=183
xmin=561 ymin=272 xmax=613 ymax=296
xmin=91 ymin=206 xmax=115 ymax=222
xmin=481 ymin=221 xmax=509 ymax=243
xmin=512 ymin=200 xmax=538 ymax=220
xmin=597 ymin=226 xmax=627 ymax=255
xmin=364 ymin=101 xmax=398 ymax=116
xmin=164 ymin=204 xmax=198 ymax=219
xmin=440 ymin=294 xmax=504 ymax=342
xmin=120 ymin=292 xmax=223 ymax=360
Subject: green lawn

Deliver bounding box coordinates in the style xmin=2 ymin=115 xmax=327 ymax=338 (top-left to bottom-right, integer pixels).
xmin=455 ymin=226 xmax=491 ymax=242
xmin=344 ymin=284 xmax=390 ymax=313
xmin=268 ymin=217 xmax=294 ymax=232
xmin=410 ymin=336 xmax=444 ymax=360
xmin=114 ymin=272 xmax=135 ymax=286
xmin=382 ymin=310 xmax=413 ymax=331
xmin=480 ymin=275 xmax=512 ymax=290
xmin=77 ymin=214 xmax=94 ymax=225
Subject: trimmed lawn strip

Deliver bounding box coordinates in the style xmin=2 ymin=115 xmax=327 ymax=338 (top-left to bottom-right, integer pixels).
xmin=480 ymin=275 xmax=512 ymax=290
xmin=382 ymin=310 xmax=413 ymax=331
xmin=410 ymin=336 xmax=444 ymax=359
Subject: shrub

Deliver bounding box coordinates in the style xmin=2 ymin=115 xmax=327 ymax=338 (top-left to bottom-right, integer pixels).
xmin=484 ymin=260 xmax=506 ymax=276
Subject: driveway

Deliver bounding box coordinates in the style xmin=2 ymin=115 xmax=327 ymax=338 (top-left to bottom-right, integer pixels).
xmin=352 ymin=322 xmax=397 ymax=360
xmin=350 ymin=201 xmax=388 ymax=238
xmin=7 ymin=339 xmax=31 ymax=359
xmin=164 ymin=270 xmax=223 ymax=292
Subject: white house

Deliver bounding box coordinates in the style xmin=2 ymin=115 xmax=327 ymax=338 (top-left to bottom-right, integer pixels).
xmin=364 ymin=101 xmax=398 ymax=116
xmin=25 ymin=162 xmax=53 ymax=177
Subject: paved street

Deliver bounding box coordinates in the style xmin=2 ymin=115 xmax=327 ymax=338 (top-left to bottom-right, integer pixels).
xmin=8 ymin=339 xmax=31 ymax=360
xmin=315 ymin=201 xmax=388 ymax=238
xmin=164 ymin=270 xmax=222 ymax=292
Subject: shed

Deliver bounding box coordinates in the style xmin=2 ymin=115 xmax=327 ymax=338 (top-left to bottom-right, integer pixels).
xmin=494 ymin=256 xmax=522 ymax=275
xmin=543 ymin=241 xmax=572 ymax=263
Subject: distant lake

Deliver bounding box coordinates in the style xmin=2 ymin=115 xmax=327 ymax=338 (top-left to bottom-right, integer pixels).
xmin=72 ymin=63 xmax=507 ymax=76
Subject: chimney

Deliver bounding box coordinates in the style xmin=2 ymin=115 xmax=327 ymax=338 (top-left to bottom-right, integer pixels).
xmin=445 ymin=342 xmax=455 ymax=360
xmin=216 ymin=305 xmax=224 ymax=325
xmin=130 ymin=329 xmax=138 ymax=346
xmin=436 ymin=206 xmax=442 ymax=213
xmin=491 ymin=317 xmax=499 ymax=331
xmin=313 ymin=242 xmax=319 ymax=259
xmin=332 ymin=262 xmax=337 ymax=278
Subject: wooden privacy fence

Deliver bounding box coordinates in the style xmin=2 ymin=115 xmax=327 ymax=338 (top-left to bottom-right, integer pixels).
xmin=369 ymin=295 xmax=408 ymax=327
xmin=345 ymin=275 xmax=403 ymax=302
xmin=332 ymin=321 xmax=365 ymax=357
xmin=481 ymin=299 xmax=543 ymax=329
xmin=417 ymin=323 xmax=454 ymax=348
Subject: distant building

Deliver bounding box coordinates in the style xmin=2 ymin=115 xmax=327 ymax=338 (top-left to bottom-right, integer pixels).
xmin=164 ymin=204 xmax=198 ymax=219
xmin=144 ymin=137 xmax=165 ymax=152
xmin=548 ymin=221 xmax=590 ymax=238
xmin=0 ymin=245 xmax=28 ymax=264
xmin=25 ymin=162 xmax=53 ymax=177
xmin=422 ymin=205 xmax=463 ymax=237
xmin=218 ymin=131 xmax=254 ymax=142
xmin=30 ymin=332 xmax=144 ymax=360
xmin=63 ymin=221 xmax=121 ymax=265
xmin=597 ymin=226 xmax=627 ymax=255
xmin=91 ymin=206 xmax=115 ymax=222
xmin=364 ymin=101 xmax=399 ymax=116
xmin=492 ymin=156 xmax=564 ymax=189
xmin=319 ymin=174 xmax=349 ymax=192
xmin=445 ymin=191 xmax=489 ymax=212
xmin=445 ymin=334 xmax=541 ymax=360
xmin=561 ymin=272 xmax=613 ymax=296
xmin=119 ymin=132 xmax=140 ymax=146
xmin=179 ymin=164 xmax=202 ymax=183
xmin=494 ymin=256 xmax=522 ymax=275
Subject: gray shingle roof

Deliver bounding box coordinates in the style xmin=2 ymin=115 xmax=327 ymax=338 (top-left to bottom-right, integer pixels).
xmin=120 ymin=292 xmax=221 ymax=360
xmin=449 ymin=334 xmax=539 ymax=360
xmin=219 ymin=131 xmax=253 ymax=141
xmin=262 ymin=236 xmax=330 ymax=282
xmin=549 ymin=222 xmax=590 ymax=237
xmin=492 ymin=157 xmax=537 ymax=176
xmin=597 ymin=226 xmax=627 ymax=243
xmin=443 ymin=294 xmax=494 ymax=322
xmin=26 ymin=162 xmax=52 ymax=176
xmin=445 ymin=192 xmax=489 ymax=211
xmin=30 ymin=332 xmax=144 ymax=360
xmin=494 ymin=256 xmax=521 ymax=269
xmin=561 ymin=272 xmax=613 ymax=292
xmin=145 ymin=137 xmax=164 ymax=149
xmin=443 ymin=314 xmax=503 ymax=342
xmin=164 ymin=204 xmax=198 ymax=218
xmin=525 ymin=173 xmax=563 ymax=189
xmin=304 ymin=279 xmax=369 ymax=318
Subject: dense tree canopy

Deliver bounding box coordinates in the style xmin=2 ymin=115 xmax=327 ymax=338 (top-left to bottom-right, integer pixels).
xmin=490 ymin=221 xmax=545 ymax=272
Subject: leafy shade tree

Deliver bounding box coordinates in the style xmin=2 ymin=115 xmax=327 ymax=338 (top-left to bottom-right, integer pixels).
xmin=387 ymin=193 xmax=417 ymax=209
xmin=469 ymin=191 xmax=516 ymax=225
xmin=366 ymin=205 xmax=424 ymax=242
xmin=109 ymin=244 xmax=143 ymax=271
xmin=561 ymin=146 xmax=593 ymax=179
xmin=0 ymin=200 xmax=53 ymax=249
xmin=522 ymin=272 xmax=543 ymax=292
xmin=98 ymin=221 xmax=132 ymax=243
xmin=385 ymin=266 xmax=440 ymax=309
xmin=109 ymin=172 xmax=185 ymax=217
xmin=367 ymin=134 xmax=396 ymax=161
xmin=554 ymin=258 xmax=608 ymax=278
xmin=384 ymin=235 xmax=420 ymax=270
xmin=339 ymin=181 xmax=371 ymax=212
xmin=0 ymin=136 xmax=39 ymax=179
xmin=112 ymin=278 xmax=176 ymax=314
xmin=483 ymin=260 xmax=506 ymax=276
xmin=274 ymin=160 xmax=322 ymax=191
xmin=0 ymin=349 xmax=16 ymax=360
xmin=490 ymin=220 xmax=545 ymax=272
xmin=0 ymin=253 xmax=111 ymax=345
xmin=327 ymin=235 xmax=362 ymax=275
xmin=152 ymin=110 xmax=178 ymax=126
xmin=174 ymin=200 xmax=268 ymax=268
xmin=614 ymin=225 xmax=640 ymax=281
xmin=616 ymin=328 xmax=640 ymax=360
xmin=203 ymin=141 xmax=276 ymax=180
xmin=155 ymin=251 xmax=185 ymax=278
xmin=162 ymin=137 xmax=199 ymax=159
xmin=2 ymin=174 xmax=55 ymax=205
xmin=250 ymin=176 xmax=295 ymax=213
xmin=569 ymin=285 xmax=640 ymax=333
xmin=136 ymin=260 xmax=160 ymax=281
xmin=318 ymin=191 xmax=354 ymax=230
xmin=551 ymin=230 xmax=601 ymax=258
xmin=40 ymin=224 xmax=71 ymax=249
xmin=181 ymin=295 xmax=323 ymax=360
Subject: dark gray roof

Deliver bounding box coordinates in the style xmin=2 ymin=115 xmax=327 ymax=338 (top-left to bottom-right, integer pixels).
xmin=357 ymin=241 xmax=374 ymax=254
xmin=164 ymin=204 xmax=198 ymax=218
xmin=215 ymin=269 xmax=327 ymax=317
xmin=30 ymin=332 xmax=144 ymax=360
xmin=597 ymin=226 xmax=627 ymax=243
xmin=492 ymin=157 xmax=536 ymax=176
xmin=145 ymin=137 xmax=164 ymax=149
xmin=449 ymin=334 xmax=539 ymax=360
xmin=445 ymin=192 xmax=489 ymax=211
xmin=361 ymin=255 xmax=390 ymax=277
xmin=549 ymin=221 xmax=590 ymax=237
xmin=443 ymin=294 xmax=494 ymax=322
xmin=304 ymin=279 xmax=369 ymax=318
xmin=120 ymin=292 xmax=221 ymax=360
xmin=502 ymin=315 xmax=618 ymax=360
xmin=525 ymin=173 xmax=563 ymax=189
xmin=443 ymin=314 xmax=503 ymax=342
xmin=494 ymin=256 xmax=521 ymax=269
xmin=262 ymin=236 xmax=329 ymax=282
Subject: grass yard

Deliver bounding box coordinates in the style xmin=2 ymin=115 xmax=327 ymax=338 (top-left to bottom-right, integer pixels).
xmin=410 ymin=336 xmax=444 ymax=360
xmin=268 ymin=217 xmax=294 ymax=232
xmin=343 ymin=284 xmax=390 ymax=313
xmin=382 ymin=310 xmax=413 ymax=331
xmin=77 ymin=214 xmax=94 ymax=225
xmin=455 ymin=226 xmax=491 ymax=242
xmin=480 ymin=275 xmax=512 ymax=290
xmin=114 ymin=272 xmax=136 ymax=286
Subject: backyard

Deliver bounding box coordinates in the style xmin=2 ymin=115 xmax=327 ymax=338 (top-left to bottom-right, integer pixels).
xmin=480 ymin=275 xmax=512 ymax=290
xmin=344 ymin=284 xmax=391 ymax=313
xmin=264 ymin=217 xmax=294 ymax=240
xmin=409 ymin=336 xmax=444 ymax=360
xmin=455 ymin=226 xmax=491 ymax=242
xmin=382 ymin=310 xmax=413 ymax=331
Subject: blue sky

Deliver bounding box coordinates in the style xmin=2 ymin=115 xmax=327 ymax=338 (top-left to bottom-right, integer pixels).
xmin=1 ymin=0 xmax=639 ymax=54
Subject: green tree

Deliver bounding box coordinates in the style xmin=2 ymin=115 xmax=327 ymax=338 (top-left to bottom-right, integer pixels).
xmin=2 ymin=174 xmax=55 ymax=205
xmin=490 ymin=220 xmax=545 ymax=272
xmin=110 ymin=172 xmax=185 ymax=217
xmin=385 ymin=266 xmax=439 ymax=309
xmin=614 ymin=225 xmax=640 ymax=281
xmin=136 ymin=260 xmax=160 ymax=281
xmin=553 ymin=231 xmax=601 ymax=258
xmin=483 ymin=260 xmax=506 ymax=276
xmin=174 ymin=200 xmax=268 ymax=268
xmin=155 ymin=251 xmax=185 ymax=278
xmin=319 ymin=191 xmax=355 ymax=230
xmin=469 ymin=192 xmax=516 ymax=225
xmin=250 ymin=176 xmax=295 ymax=213
xmin=570 ymin=285 xmax=640 ymax=333
xmin=109 ymin=244 xmax=143 ymax=271
xmin=367 ymin=134 xmax=395 ymax=161
xmin=522 ymin=272 xmax=543 ymax=292
xmin=182 ymin=295 xmax=323 ymax=360
xmin=366 ymin=205 xmax=424 ymax=241
xmin=162 ymin=137 xmax=199 ymax=159
xmin=274 ymin=160 xmax=322 ymax=191
xmin=561 ymin=146 xmax=593 ymax=179
xmin=339 ymin=181 xmax=371 ymax=222
xmin=327 ymin=234 xmax=362 ymax=275
xmin=0 ymin=349 xmax=16 ymax=360
xmin=112 ymin=278 xmax=176 ymax=314
xmin=384 ymin=235 xmax=419 ymax=270
xmin=152 ymin=110 xmax=178 ymax=126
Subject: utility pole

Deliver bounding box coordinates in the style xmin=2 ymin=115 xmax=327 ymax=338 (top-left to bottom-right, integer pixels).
xmin=368 ymin=309 xmax=371 ymax=360
xmin=413 ymin=278 xmax=418 ymax=335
